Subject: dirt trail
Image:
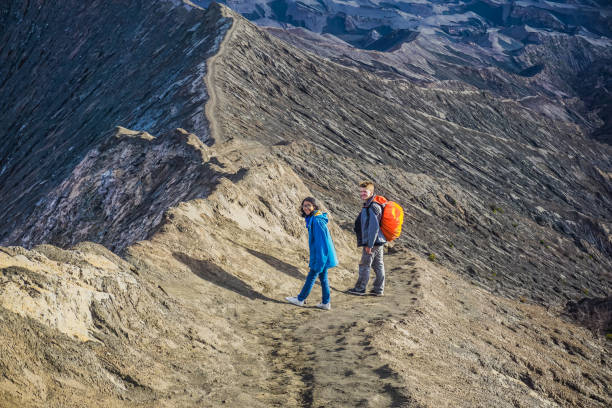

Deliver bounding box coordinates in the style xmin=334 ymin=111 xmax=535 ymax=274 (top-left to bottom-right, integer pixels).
xmin=143 ymin=236 xmax=421 ymax=407
xmin=204 ymin=5 xmax=236 ymax=144
xmin=238 ymin=253 xmax=423 ymax=407
xmin=173 ymin=244 xmax=610 ymax=408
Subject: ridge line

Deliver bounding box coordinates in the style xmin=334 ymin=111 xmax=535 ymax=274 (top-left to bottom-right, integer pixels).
xmin=204 ymin=4 xmax=237 ymax=145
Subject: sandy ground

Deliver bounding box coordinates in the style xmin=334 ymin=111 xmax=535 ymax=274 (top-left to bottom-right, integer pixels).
xmin=1 ymin=212 xmax=610 ymax=407
xmin=153 ymin=243 xmax=611 ymax=407
xmin=225 ymin=250 xmax=612 ymax=408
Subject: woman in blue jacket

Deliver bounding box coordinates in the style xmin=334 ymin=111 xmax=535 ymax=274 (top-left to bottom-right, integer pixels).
xmin=286 ymin=197 xmax=338 ymax=310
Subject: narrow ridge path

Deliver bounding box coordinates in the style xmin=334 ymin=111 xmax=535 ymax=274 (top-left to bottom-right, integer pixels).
xmin=247 ymin=252 xmax=422 ymax=407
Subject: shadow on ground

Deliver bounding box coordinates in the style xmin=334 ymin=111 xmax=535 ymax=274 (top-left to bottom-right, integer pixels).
xmin=246 ymin=247 xmax=346 ymax=293
xmin=246 ymin=248 xmax=305 ymax=280
xmin=172 ymin=252 xmax=283 ymax=304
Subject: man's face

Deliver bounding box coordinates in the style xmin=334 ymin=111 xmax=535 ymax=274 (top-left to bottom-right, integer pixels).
xmin=359 ymin=187 xmax=373 ymax=201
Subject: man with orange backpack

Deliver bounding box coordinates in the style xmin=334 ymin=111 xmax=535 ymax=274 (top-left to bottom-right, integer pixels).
xmin=348 ymin=181 xmax=386 ymax=296
xmin=348 ymin=180 xmax=404 ymax=297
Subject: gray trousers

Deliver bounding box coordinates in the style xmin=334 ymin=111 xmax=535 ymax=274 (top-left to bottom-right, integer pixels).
xmin=355 ymin=246 xmax=385 ymax=292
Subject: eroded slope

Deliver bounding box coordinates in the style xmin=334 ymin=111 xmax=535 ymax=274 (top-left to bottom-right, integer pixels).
xmin=0 ymin=0 xmax=231 ymax=243
xmin=206 ymin=5 xmax=612 ymax=305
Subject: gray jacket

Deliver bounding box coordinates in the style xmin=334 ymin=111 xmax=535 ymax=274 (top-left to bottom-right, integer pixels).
xmin=354 ymin=196 xmax=387 ymax=248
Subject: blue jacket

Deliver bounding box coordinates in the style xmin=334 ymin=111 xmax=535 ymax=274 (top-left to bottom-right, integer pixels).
xmin=305 ymin=211 xmax=339 ymax=272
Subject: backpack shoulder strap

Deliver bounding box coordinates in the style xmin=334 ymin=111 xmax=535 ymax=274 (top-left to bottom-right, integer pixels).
xmin=371 ymin=195 xmax=387 ymax=206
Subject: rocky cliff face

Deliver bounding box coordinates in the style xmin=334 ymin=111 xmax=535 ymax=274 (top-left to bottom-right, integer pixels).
xmin=6 ymin=127 xmax=216 ymax=252
xmin=0 ymin=2 xmax=611 ymax=407
xmin=0 ymin=0 xmax=231 ymax=242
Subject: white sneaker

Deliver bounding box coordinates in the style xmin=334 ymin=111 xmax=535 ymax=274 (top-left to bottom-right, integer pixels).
xmin=315 ymin=302 xmax=331 ymax=310
xmin=285 ymin=296 xmax=304 ymax=307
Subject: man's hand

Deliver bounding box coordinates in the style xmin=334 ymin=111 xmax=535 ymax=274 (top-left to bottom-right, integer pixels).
xmin=365 ymin=247 xmax=372 ymax=255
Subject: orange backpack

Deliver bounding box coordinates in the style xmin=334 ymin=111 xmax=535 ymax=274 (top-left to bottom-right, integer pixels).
xmin=372 ymin=195 xmax=404 ymax=241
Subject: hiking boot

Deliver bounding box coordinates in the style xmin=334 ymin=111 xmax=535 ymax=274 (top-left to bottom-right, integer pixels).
xmin=369 ymin=290 xmax=384 ymax=297
xmin=285 ymin=296 xmax=304 ymax=307
xmin=347 ymin=288 xmax=366 ymax=296
xmin=315 ymin=302 xmax=331 ymax=310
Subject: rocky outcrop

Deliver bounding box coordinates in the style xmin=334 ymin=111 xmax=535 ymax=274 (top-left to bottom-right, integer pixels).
xmin=6 ymin=127 xmax=221 ymax=252
xmin=0 ymin=243 xmax=140 ymax=343
xmin=0 ymin=239 xmax=267 ymax=408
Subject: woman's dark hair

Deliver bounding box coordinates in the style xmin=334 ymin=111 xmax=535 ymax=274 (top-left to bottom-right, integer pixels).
xmin=300 ymin=196 xmax=320 ymax=218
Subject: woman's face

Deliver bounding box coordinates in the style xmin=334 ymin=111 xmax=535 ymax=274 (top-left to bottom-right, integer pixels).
xmin=302 ymin=200 xmax=315 ymax=216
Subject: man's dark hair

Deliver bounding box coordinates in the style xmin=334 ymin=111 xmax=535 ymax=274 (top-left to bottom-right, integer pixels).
xmin=300 ymin=196 xmax=320 ymax=217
